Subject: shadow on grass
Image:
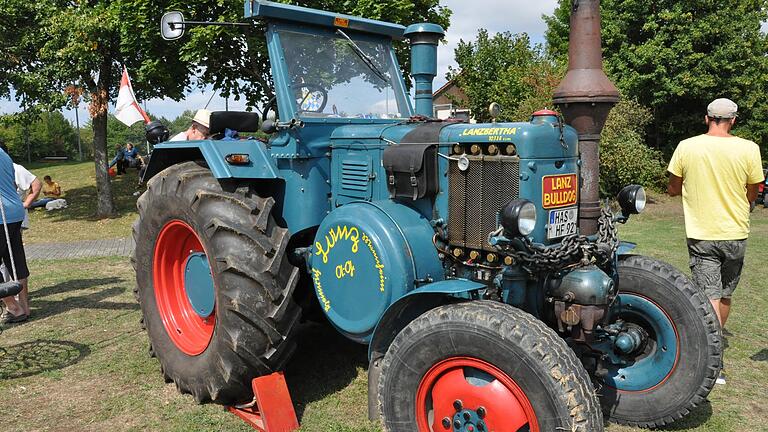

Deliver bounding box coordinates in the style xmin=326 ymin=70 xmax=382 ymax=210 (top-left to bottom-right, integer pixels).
xmin=600 ymin=389 xmax=714 ymax=430
xmin=31 ymin=171 xmax=140 ymax=222
xmin=33 ymin=277 xmax=123 ymax=298
xmin=659 ymin=400 xmax=714 ymax=430
xmin=0 ymin=339 xmax=90 ymax=379
xmin=284 ymin=322 xmax=368 ymax=420
xmin=29 ymin=278 xmax=139 ymax=322
xmin=750 ymin=348 xmax=768 ymax=362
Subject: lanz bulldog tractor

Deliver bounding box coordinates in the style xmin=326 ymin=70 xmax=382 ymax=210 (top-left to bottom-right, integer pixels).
xmin=134 ymin=1 xmax=721 ymax=430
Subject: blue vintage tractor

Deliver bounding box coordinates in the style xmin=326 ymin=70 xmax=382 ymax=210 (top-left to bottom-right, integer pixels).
xmin=133 ymin=2 xmax=721 ymax=430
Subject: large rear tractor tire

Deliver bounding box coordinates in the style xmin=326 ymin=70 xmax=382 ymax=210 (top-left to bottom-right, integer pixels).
xmin=132 ymin=162 xmax=301 ymax=404
xmin=378 ymin=301 xmax=604 ymax=432
xmin=598 ymin=255 xmax=721 ymax=427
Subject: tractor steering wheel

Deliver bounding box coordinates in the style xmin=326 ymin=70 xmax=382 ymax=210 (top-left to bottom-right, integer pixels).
xmin=261 ymin=83 xmax=328 ymax=122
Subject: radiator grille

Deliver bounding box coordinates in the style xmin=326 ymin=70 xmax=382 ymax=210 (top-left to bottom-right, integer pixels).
xmin=448 ymin=155 xmax=520 ymax=250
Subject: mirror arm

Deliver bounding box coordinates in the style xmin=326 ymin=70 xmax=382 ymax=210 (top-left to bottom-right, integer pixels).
xmin=169 ymin=21 xmax=253 ymax=28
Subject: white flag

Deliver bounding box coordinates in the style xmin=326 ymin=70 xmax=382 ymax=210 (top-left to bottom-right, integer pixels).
xmin=114 ymin=66 xmax=150 ymax=127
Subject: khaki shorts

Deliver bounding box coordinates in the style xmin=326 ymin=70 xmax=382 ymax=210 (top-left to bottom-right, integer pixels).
xmin=687 ymin=239 xmax=747 ymax=300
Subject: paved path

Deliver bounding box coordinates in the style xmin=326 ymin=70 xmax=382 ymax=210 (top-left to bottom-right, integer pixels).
xmin=24 ymin=237 xmax=134 ymax=260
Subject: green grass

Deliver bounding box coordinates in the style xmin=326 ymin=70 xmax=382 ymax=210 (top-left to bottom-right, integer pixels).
xmin=1 ymin=198 xmax=766 ymax=431
xmin=22 ymin=161 xmax=140 ymax=244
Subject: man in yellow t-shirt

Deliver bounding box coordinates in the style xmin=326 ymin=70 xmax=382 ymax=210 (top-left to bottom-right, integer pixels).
xmin=668 ymin=98 xmax=764 ymax=384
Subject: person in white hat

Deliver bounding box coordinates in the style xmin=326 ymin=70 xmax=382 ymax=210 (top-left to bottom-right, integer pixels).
xmin=667 ymin=98 xmax=764 ymax=385
xmin=170 ymin=109 xmax=212 ymax=142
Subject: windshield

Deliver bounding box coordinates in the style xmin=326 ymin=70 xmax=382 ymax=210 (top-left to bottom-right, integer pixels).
xmin=279 ymin=30 xmax=408 ymax=119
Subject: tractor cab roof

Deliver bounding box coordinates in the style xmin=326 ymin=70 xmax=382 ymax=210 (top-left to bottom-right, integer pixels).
xmin=243 ymin=0 xmax=406 ymax=39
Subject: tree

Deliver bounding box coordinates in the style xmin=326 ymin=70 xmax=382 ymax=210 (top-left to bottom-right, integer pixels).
xmin=448 ymin=30 xmax=564 ymax=122
xmin=0 ymin=111 xmax=77 ymax=160
xmin=1 ymin=0 xmax=451 ymax=217
xmin=545 ymin=0 xmax=768 ymax=154
xmin=448 ymin=28 xmax=666 ymax=195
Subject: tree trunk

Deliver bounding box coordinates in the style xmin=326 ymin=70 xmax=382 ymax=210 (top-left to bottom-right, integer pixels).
xmin=92 ymin=109 xmax=114 ymax=217
xmin=91 ymin=58 xmax=115 ymax=217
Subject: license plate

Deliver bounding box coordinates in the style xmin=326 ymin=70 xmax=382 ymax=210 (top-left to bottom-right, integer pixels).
xmin=547 ymin=207 xmax=578 ymax=239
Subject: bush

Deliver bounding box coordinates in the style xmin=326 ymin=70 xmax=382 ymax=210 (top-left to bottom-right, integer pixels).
xmin=600 ymin=99 xmax=667 ymax=196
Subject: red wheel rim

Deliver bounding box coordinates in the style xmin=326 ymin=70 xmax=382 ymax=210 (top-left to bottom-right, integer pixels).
xmin=153 ymin=220 xmax=215 ymax=355
xmin=416 ymin=357 xmax=539 ymax=432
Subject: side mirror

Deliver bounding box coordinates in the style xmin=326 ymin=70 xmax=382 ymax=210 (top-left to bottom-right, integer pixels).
xmin=617 ymin=185 xmax=646 ymax=216
xmin=161 ymin=11 xmax=185 ymax=40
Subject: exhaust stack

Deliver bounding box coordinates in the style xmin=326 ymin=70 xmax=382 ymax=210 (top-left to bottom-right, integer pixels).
xmin=405 ymin=23 xmax=445 ymax=117
xmin=553 ymin=0 xmax=619 ymax=235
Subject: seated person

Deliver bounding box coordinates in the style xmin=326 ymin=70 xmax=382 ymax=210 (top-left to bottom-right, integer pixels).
xmin=124 ymin=143 xmax=144 ymax=168
xmin=109 ymin=144 xmax=127 ymax=174
xmin=30 ymin=175 xmax=60 ymax=209
xmin=170 ymin=109 xmax=211 ymax=141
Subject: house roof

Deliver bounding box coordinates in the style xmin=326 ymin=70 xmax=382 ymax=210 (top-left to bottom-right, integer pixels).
xmin=433 ymin=75 xmax=462 ymax=98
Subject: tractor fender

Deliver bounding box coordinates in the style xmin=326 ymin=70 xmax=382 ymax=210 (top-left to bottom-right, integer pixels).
xmin=617 ymin=241 xmax=637 ymax=256
xmin=367 ymin=279 xmax=486 ymax=361
xmin=366 ymin=278 xmax=485 ymax=421
xmin=142 ymin=140 xmax=280 ymax=182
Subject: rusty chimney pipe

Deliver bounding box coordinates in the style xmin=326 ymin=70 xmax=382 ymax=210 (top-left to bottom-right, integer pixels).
xmin=553 ymin=0 xmax=619 ymax=235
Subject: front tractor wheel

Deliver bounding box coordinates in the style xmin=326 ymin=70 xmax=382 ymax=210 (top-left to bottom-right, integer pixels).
xmin=378 ymin=301 xmax=604 ymax=432
xmin=132 ymin=162 xmax=301 ymax=404
xmin=596 ymin=255 xmax=721 ymax=428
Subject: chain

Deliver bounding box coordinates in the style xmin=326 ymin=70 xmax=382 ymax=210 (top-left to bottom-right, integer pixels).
xmin=501 ymin=207 xmax=618 ymax=273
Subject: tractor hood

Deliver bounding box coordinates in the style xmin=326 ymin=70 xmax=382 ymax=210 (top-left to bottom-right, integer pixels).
xmin=329 ymin=113 xmax=578 ymax=159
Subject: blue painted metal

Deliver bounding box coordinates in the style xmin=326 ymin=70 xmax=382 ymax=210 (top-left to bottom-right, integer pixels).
xmin=548 ymin=266 xmax=615 ymax=305
xmin=453 ymin=409 xmax=487 ymax=432
xmin=244 ymin=0 xmax=406 ymax=39
xmin=404 ymin=24 xmax=445 ymax=117
xmin=146 ymin=140 xmax=279 ymax=180
xmin=183 ymin=253 xmax=216 ymax=318
xmin=617 ymin=241 xmax=637 ymax=255
xmin=599 ymin=293 xmax=679 ymax=392
xmin=437 ymin=120 xmax=579 ymax=244
xmin=309 ymin=201 xmax=443 ymax=343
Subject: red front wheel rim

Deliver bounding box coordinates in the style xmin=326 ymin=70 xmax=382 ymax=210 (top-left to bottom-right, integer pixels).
xmin=416 ymin=357 xmax=539 ymax=432
xmin=153 ymin=220 xmax=215 ymax=355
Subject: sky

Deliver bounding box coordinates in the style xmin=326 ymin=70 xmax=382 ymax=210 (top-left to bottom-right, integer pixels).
xmin=0 ymin=0 xmax=560 ymax=125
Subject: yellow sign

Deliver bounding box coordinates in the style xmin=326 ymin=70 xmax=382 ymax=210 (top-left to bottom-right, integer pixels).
xmin=459 ymin=127 xmax=517 ymax=137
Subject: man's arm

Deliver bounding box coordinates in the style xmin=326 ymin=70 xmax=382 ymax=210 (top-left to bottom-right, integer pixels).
xmin=747 ymin=183 xmax=760 ymax=203
xmin=668 ymin=174 xmax=683 ymax=197
xmin=23 ymin=178 xmax=42 ymax=208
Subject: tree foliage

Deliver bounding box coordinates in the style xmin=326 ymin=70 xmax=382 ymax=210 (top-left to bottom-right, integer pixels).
xmin=1 ymin=0 xmax=451 ymax=216
xmin=448 ymin=30 xmax=563 ymax=123
xmin=600 ymin=99 xmax=667 ymax=195
xmin=545 ymin=0 xmax=768 ymax=155
xmin=0 ymin=112 xmax=77 ymax=161
xmin=449 ymin=29 xmax=666 ymax=195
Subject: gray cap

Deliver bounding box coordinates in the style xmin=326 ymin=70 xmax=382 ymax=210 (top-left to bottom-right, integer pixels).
xmin=707 ymin=98 xmax=738 ymax=119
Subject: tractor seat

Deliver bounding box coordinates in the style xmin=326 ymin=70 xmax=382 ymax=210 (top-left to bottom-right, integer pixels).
xmin=208 ymin=111 xmax=262 ymax=139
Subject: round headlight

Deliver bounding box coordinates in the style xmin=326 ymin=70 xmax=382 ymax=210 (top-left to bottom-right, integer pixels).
xmin=518 ymin=202 xmax=537 ymax=236
xmin=635 ymin=187 xmax=647 ymax=213
xmin=501 ymin=199 xmax=538 ymax=237
xmin=617 ymin=185 xmax=647 ymax=216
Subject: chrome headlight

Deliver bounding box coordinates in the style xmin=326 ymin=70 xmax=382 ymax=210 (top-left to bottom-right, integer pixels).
xmin=617 ymin=185 xmax=646 ymax=216
xmin=501 ymin=199 xmax=537 ymax=237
